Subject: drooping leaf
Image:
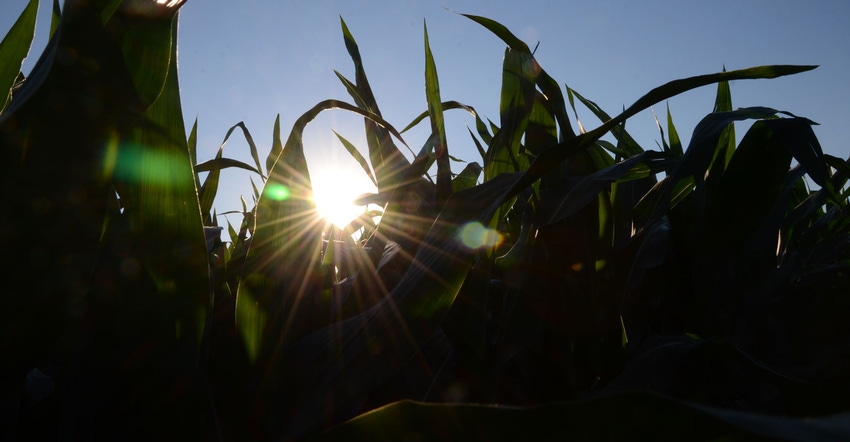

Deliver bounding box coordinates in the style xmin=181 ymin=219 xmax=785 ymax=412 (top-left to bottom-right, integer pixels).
xmin=452 ymin=162 xmax=483 ymax=193
xmin=314 ymin=392 xmax=850 ymax=442
xmin=334 ymin=130 xmax=378 ymax=187
xmin=334 ymin=70 xmax=366 ymax=110
xmin=765 ymin=114 xmax=831 ymax=189
xmin=566 ymin=85 xmax=644 ymax=156
xmin=400 ymin=100 xmax=478 ymax=133
xmin=459 ymin=13 xmax=576 ymax=142
xmin=460 ymin=13 xmax=531 ymax=53
xmin=703 ymin=118 xmax=794 ymax=253
xmin=538 ymin=153 xmax=654 ymax=226
xmin=635 ymin=107 xmax=791 ymax=227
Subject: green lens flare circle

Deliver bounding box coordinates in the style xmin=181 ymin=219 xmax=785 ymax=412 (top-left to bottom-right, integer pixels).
xmin=265 ymin=184 xmax=291 ymax=201
xmin=458 ymin=222 xmax=502 ymax=250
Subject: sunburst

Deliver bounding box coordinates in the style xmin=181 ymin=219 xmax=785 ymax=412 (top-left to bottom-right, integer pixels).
xmin=310 ymin=167 xmax=375 ymax=229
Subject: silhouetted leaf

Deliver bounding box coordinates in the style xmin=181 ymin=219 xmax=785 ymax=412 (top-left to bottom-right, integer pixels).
xmin=340 ymin=17 xmax=411 ymax=193
xmin=0 ymin=0 xmax=38 ymax=113
xmin=334 ymin=130 xmax=378 ymax=187
xmin=314 ymin=391 xmax=850 ymax=441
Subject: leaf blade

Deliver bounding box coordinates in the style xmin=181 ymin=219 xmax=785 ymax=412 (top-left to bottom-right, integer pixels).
xmin=0 ymin=0 xmax=38 ymax=113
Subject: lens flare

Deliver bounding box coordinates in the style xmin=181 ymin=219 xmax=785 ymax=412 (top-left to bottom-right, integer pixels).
xmin=264 ymin=183 xmax=291 ymax=201
xmin=457 ymin=222 xmax=503 ymax=250
xmin=112 ymin=144 xmax=190 ymax=186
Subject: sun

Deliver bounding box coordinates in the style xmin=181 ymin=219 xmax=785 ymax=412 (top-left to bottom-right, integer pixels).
xmin=310 ymin=167 xmax=376 ymax=229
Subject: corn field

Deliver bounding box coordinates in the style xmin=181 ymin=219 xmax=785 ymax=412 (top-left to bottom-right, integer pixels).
xmin=2 ymin=1 xmax=849 ymax=440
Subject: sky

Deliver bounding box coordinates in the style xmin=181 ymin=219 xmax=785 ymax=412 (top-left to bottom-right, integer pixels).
xmin=3 ymin=0 xmax=850 ymax=228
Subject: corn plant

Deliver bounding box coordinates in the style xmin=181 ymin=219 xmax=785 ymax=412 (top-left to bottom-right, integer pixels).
xmin=1 ymin=0 xmax=209 ymax=438
xmin=2 ymin=1 xmax=848 ymax=440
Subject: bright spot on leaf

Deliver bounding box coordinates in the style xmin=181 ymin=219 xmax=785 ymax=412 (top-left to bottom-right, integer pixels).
xmin=458 ymin=222 xmax=503 ymax=250
xmin=264 ymin=183 xmax=291 ymax=201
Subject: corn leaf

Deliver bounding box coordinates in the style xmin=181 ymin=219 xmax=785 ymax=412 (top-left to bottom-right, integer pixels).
xmin=400 ymin=100 xmax=477 ymax=133
xmin=713 ymin=69 xmax=736 ymax=167
xmin=340 ymin=17 xmax=411 ymax=193
xmin=286 ymin=66 xmax=819 ymax=437
xmin=667 ymin=102 xmax=683 ymax=156
xmin=235 ymin=105 xmax=325 ymax=423
xmin=188 ymin=116 xmax=199 ymax=180
xmin=334 ymin=130 xmax=378 ymax=187
xmin=0 ymin=0 xmax=38 ymax=113
xmin=107 ymin=7 xmax=210 ymax=435
xmin=0 ymin=1 xmax=207 ymax=437
xmin=468 ymin=126 xmax=487 ymax=160
xmin=284 ymin=171 xmax=523 ymax=437
xmin=267 ymin=114 xmax=283 ymax=174
xmin=525 ymin=91 xmax=558 ymax=156
xmin=197 ymin=150 xmax=224 ymax=225
xmin=235 ymin=99 xmax=410 ymax=412
xmin=634 ymin=107 xmax=789 ymax=227
xmin=538 ymin=153 xmax=654 ymax=226
xmin=423 ymin=20 xmax=452 ymax=208
xmin=226 ymin=121 xmax=265 ymax=178
xmin=314 ymin=392 xmax=850 ymax=441
xmin=536 ymin=70 xmax=575 ymax=142
xmin=482 ymin=49 xmax=536 ymax=226
xmin=566 ymin=85 xmax=644 ymax=156
xmin=704 ymin=72 xmax=736 ymax=196
xmin=461 ymin=13 xmax=577 ymax=144
xmin=50 ymin=0 xmax=61 ymax=38
xmin=703 ymin=119 xmax=794 ymax=252
xmin=460 ymin=13 xmax=530 ymax=53
xmin=452 ymin=162 xmax=483 ymax=192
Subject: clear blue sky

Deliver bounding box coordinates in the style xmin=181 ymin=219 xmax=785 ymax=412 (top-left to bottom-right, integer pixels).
xmin=4 ymin=0 xmax=850 ymax=226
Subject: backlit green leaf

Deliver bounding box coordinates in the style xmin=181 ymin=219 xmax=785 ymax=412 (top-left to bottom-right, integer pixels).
xmin=424 ymin=20 xmax=451 ymax=208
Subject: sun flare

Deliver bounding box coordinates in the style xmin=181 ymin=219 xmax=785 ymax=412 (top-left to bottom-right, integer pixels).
xmin=310 ymin=168 xmax=375 ymax=229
